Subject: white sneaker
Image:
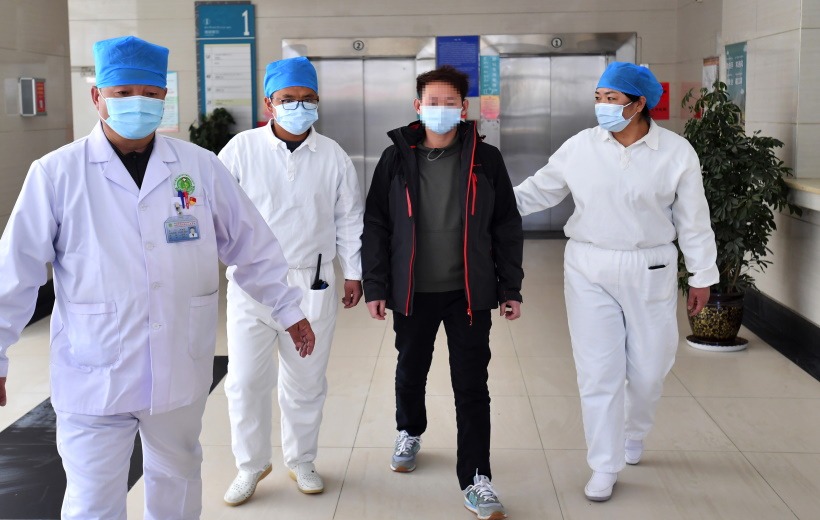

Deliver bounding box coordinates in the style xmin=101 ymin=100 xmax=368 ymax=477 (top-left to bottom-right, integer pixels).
xmin=289 ymin=462 xmax=324 ymax=494
xmin=625 ymin=439 xmax=643 ymax=465
xmin=224 ymin=464 xmax=272 ymax=506
xmin=584 ymin=471 xmax=617 ymax=502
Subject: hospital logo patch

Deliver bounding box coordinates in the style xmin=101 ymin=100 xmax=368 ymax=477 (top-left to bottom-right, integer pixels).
xmin=174 ymin=174 xmax=196 ymax=195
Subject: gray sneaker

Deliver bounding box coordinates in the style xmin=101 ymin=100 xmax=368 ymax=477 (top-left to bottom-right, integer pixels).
xmin=463 ymin=473 xmax=507 ymax=520
xmin=390 ymin=430 xmax=421 ymax=472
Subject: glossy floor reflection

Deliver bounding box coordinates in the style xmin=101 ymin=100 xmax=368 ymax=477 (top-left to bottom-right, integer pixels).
xmin=4 ymin=240 xmax=819 ymax=519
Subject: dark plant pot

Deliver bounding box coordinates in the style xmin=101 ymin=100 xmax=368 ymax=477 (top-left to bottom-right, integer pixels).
xmin=686 ymin=292 xmax=748 ymax=351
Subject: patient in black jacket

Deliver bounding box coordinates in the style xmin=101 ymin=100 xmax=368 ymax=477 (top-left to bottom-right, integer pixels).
xmin=361 ymin=65 xmax=523 ymax=520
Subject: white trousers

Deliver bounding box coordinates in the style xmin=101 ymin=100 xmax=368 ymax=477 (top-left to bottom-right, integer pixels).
xmin=225 ymin=265 xmax=337 ymax=472
xmin=564 ymin=240 xmax=679 ymax=473
xmin=55 ymin=394 xmax=208 ymax=520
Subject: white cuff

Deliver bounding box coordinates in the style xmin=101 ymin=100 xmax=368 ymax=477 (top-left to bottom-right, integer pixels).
xmin=689 ymin=264 xmax=720 ymax=289
xmin=275 ymin=307 xmax=307 ymax=330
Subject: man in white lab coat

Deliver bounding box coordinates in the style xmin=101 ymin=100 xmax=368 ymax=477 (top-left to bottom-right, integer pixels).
xmin=218 ymin=57 xmax=363 ymax=505
xmin=0 ymin=36 xmax=314 ymax=520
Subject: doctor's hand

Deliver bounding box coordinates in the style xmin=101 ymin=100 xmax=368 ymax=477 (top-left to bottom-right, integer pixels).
xmin=367 ymin=300 xmax=387 ymax=320
xmin=287 ymin=319 xmax=316 ymax=358
xmin=688 ymin=286 xmax=711 ymax=316
xmin=0 ymin=377 xmax=6 ymax=407
xmin=342 ymin=280 xmax=363 ymax=308
xmin=501 ymin=300 xmax=521 ymax=320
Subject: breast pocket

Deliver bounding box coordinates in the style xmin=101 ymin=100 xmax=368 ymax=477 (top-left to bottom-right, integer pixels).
xmin=65 ymin=301 xmax=121 ymax=368
xmin=188 ymin=290 xmax=219 ymax=359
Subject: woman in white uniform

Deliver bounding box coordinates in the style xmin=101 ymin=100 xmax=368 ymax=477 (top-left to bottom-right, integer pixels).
xmin=514 ymin=62 xmax=718 ymax=502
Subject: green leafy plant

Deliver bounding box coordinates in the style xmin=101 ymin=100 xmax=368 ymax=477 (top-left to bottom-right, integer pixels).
xmin=678 ymin=81 xmax=801 ymax=295
xmin=188 ymin=107 xmax=235 ymax=154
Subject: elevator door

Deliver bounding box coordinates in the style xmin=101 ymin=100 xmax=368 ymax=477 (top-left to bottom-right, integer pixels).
xmin=500 ymin=55 xmax=606 ymax=231
xmin=313 ymin=58 xmax=421 ymax=198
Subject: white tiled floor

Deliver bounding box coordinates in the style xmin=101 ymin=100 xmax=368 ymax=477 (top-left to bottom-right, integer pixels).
xmin=4 ymin=239 xmax=820 ymax=519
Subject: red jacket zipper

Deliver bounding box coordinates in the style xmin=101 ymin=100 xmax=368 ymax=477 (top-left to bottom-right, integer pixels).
xmin=471 ymin=173 xmax=477 ymax=215
xmin=462 ymin=125 xmax=478 ymax=325
xmin=405 ymin=184 xmax=415 ymax=315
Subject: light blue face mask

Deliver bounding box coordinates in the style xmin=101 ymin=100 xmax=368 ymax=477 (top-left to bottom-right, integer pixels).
xmin=595 ymin=101 xmax=635 ymax=133
xmin=274 ymin=103 xmax=318 ymax=135
xmin=99 ymin=91 xmax=165 ymax=139
xmin=419 ymin=106 xmax=462 ymax=135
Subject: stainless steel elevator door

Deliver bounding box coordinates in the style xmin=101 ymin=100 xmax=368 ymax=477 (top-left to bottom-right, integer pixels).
xmin=362 ymin=59 xmax=418 ymax=194
xmin=313 ymin=58 xmax=417 ymax=197
xmin=547 ymin=56 xmax=607 ymax=229
xmin=313 ymin=59 xmax=365 ymax=196
xmin=500 ymin=57 xmax=551 ymax=231
xmin=500 ymin=55 xmax=607 ymax=231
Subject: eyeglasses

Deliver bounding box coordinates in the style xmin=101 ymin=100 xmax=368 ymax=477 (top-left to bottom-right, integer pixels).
xmin=272 ymin=98 xmax=319 ymax=110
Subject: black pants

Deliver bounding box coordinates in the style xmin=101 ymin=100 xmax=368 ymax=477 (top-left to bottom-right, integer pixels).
xmin=393 ymin=290 xmax=492 ymax=489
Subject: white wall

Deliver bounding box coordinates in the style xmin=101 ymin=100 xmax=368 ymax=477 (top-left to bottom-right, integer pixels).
xmin=722 ymin=0 xmax=820 ymax=326
xmin=67 ymin=0 xmax=686 ymax=139
xmin=674 ymin=0 xmax=723 ymax=133
xmin=0 ymin=0 xmax=73 ymax=236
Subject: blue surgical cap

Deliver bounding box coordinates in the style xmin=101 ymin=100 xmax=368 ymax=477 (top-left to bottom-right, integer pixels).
xmin=94 ymin=36 xmax=168 ymax=89
xmin=264 ymin=57 xmax=318 ymax=98
xmin=597 ymin=62 xmax=664 ymax=109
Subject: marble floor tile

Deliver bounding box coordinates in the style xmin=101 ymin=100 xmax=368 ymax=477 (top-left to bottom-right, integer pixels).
xmin=335 ymin=447 xmax=563 ymax=520
xmin=698 ymin=397 xmax=820 ymax=452
xmin=545 ymin=449 xmax=796 ymax=520
xmin=745 ymin=452 xmax=820 ymax=520
xmin=126 ymin=445 xmax=353 ymax=520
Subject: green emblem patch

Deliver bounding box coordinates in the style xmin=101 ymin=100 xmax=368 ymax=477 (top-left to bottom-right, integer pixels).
xmin=174 ymin=174 xmax=196 ymax=195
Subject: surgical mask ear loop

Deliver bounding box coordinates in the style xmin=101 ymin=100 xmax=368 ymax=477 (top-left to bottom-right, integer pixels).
xmin=96 ymin=88 xmax=107 ymax=119
xmin=622 ymin=101 xmax=636 ymax=122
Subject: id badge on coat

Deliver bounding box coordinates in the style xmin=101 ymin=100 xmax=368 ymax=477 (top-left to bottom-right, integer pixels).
xmin=165 ymin=215 xmax=200 ymax=243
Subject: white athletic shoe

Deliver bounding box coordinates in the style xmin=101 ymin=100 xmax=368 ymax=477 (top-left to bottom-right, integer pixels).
xmin=289 ymin=462 xmax=324 ymax=494
xmin=224 ymin=464 xmax=272 ymax=506
xmin=625 ymin=439 xmax=643 ymax=465
xmin=584 ymin=471 xmax=617 ymax=502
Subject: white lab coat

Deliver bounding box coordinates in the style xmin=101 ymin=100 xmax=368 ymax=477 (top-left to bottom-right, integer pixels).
xmin=218 ymin=123 xmax=363 ymax=470
xmin=514 ymin=121 xmax=719 ymax=473
xmin=0 ymin=123 xmax=305 ymax=417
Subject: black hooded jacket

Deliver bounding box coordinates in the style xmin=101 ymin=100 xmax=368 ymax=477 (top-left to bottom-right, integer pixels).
xmin=362 ymin=120 xmax=524 ymax=319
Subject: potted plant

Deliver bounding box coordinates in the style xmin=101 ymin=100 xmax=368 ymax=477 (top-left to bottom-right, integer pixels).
xmin=188 ymin=107 xmax=235 ymax=154
xmin=679 ymin=81 xmax=801 ymax=351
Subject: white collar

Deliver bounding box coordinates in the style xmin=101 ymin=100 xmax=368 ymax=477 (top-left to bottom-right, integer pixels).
xmin=266 ymin=119 xmax=318 ymax=152
xmin=596 ymin=119 xmax=660 ymax=150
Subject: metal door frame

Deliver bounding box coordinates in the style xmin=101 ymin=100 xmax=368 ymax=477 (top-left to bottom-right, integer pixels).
xmin=283 ymin=33 xmax=636 ymax=62
xmin=283 ymin=37 xmax=435 ymax=60
xmin=479 ymin=33 xmax=636 ymax=61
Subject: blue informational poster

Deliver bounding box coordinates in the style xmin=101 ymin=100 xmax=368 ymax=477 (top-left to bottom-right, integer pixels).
xmin=436 ymin=36 xmax=480 ymax=97
xmin=725 ymin=42 xmax=747 ymax=123
xmin=480 ymin=55 xmax=500 ymax=96
xmin=196 ymin=2 xmax=257 ymax=131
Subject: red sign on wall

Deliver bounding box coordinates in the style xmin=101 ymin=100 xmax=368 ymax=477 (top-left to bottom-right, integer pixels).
xmin=35 ymin=79 xmax=46 ymax=114
xmin=649 ymin=82 xmax=670 ymax=120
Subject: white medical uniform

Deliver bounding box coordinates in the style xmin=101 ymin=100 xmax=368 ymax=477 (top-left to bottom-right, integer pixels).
xmin=515 ymin=121 xmax=718 ymax=473
xmin=218 ymin=122 xmax=363 ymax=471
xmin=0 ymin=123 xmax=304 ymax=519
